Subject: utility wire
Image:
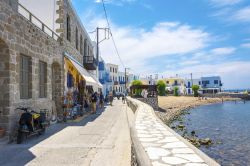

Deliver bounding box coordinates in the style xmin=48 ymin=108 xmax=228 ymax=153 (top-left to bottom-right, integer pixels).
xmin=101 ymin=0 xmax=125 ymax=69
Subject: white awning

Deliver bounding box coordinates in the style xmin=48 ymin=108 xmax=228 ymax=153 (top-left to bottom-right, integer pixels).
xmin=65 ymin=54 xmax=97 ymax=86
xmin=90 ymin=73 xmax=103 ymax=88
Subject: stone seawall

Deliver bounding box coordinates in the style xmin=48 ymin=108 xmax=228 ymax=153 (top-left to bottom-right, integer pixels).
xmin=136 ymin=97 xmax=159 ymax=111
xmin=127 ymin=97 xmax=219 ymax=166
xmin=201 ymin=93 xmax=250 ymax=100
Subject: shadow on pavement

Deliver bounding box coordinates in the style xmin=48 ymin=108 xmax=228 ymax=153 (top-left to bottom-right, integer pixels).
xmin=0 ymin=105 xmax=108 ymax=166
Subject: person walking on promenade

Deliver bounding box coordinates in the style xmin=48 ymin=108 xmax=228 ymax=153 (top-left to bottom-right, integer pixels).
xmin=122 ymin=94 xmax=126 ymax=104
xmin=99 ymin=91 xmax=104 ymax=109
xmin=91 ymin=92 xmax=98 ymax=114
xmin=109 ymin=91 xmax=114 ymax=106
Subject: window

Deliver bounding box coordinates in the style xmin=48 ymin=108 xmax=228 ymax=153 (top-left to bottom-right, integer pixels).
xmin=75 ymin=27 xmax=79 ymax=50
xmin=87 ymin=45 xmax=89 ymax=56
xmin=199 ymin=81 xmax=201 ymax=85
xmin=84 ymin=39 xmax=87 ymax=56
xmin=174 ymin=80 xmax=178 ymax=85
xmin=20 ymin=55 xmax=32 ymax=99
xmin=214 ymin=80 xmax=218 ymax=84
xmin=67 ymin=15 xmax=71 ymax=41
xmin=110 ymin=67 xmax=112 ymax=72
xmin=80 ymin=35 xmax=83 ymax=54
xmin=202 ymin=80 xmax=209 ymax=85
xmin=166 ymin=81 xmax=169 ymax=84
xmin=39 ymin=61 xmax=47 ymax=98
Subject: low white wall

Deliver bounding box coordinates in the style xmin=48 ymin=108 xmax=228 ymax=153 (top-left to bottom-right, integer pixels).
xmin=127 ymin=97 xmax=219 ymax=166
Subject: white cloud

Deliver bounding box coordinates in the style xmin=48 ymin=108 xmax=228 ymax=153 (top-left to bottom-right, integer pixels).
xmin=233 ymin=6 xmax=250 ymax=22
xmin=84 ymin=18 xmax=211 ymax=72
xmin=211 ymin=47 xmax=236 ymax=55
xmin=209 ymin=0 xmax=243 ymax=7
xmin=241 ymin=43 xmax=250 ymax=48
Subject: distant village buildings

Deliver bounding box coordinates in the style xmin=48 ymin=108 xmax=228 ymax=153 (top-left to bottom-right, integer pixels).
xmin=139 ymin=75 xmax=223 ymax=95
xmin=98 ymin=61 xmax=139 ymax=96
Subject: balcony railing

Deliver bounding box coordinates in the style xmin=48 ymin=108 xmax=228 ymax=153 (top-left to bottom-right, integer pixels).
xmin=18 ymin=3 xmax=60 ymax=41
xmin=107 ymin=79 xmax=112 ymax=83
xmin=119 ymin=81 xmax=126 ymax=84
xmin=83 ymin=55 xmax=97 ymax=70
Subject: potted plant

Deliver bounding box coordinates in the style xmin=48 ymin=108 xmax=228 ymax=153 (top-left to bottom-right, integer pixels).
xmin=0 ymin=127 xmax=5 ymax=138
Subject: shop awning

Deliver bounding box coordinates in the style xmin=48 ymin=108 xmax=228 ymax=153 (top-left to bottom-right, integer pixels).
xmin=90 ymin=73 xmax=103 ymax=88
xmin=64 ymin=53 xmax=98 ymax=87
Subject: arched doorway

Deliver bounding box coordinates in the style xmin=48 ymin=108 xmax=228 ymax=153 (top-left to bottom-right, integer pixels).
xmin=0 ymin=38 xmax=10 ymax=135
xmin=52 ymin=62 xmax=62 ymax=116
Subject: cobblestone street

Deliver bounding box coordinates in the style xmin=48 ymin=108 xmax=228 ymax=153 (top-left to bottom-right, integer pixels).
xmin=0 ymin=100 xmax=131 ymax=166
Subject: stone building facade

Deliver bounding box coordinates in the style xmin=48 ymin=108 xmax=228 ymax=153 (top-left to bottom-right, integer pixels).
xmin=0 ymin=0 xmax=97 ymax=140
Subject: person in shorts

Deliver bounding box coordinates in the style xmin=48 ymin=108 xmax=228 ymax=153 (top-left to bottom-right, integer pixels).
xmin=109 ymin=91 xmax=114 ymax=106
xmin=91 ymin=92 xmax=98 ymax=114
xmin=99 ymin=92 xmax=104 ymax=109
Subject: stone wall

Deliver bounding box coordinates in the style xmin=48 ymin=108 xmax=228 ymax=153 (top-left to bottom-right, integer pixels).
xmin=136 ymin=97 xmax=158 ymax=110
xmin=0 ymin=0 xmax=95 ymax=140
xmin=127 ymin=97 xmax=219 ymax=166
xmin=201 ymin=93 xmax=250 ymax=100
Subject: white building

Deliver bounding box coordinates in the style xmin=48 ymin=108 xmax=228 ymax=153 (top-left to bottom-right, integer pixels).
xmin=185 ymin=76 xmax=223 ymax=95
xmin=185 ymin=79 xmax=201 ymax=95
xmin=106 ymin=63 xmax=119 ymax=93
xmin=200 ymin=76 xmax=222 ymax=94
xmin=140 ymin=75 xmax=157 ymax=85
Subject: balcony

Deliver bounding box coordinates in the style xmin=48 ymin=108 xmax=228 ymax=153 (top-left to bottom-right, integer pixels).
xmin=83 ymin=56 xmax=97 ymax=70
xmin=114 ymin=81 xmax=119 ymax=85
xmin=119 ymin=81 xmax=126 ymax=84
xmin=107 ymin=79 xmax=113 ymax=83
xmin=98 ymin=61 xmax=105 ymax=71
xmin=99 ymin=79 xmax=105 ymax=84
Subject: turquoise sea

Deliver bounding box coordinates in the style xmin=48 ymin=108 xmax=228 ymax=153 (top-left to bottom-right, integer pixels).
xmin=171 ymin=101 xmax=250 ymax=166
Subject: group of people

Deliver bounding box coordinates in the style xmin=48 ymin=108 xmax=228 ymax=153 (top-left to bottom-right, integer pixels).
xmin=62 ymin=88 xmax=127 ymax=118
xmin=83 ymin=91 xmax=105 ymax=114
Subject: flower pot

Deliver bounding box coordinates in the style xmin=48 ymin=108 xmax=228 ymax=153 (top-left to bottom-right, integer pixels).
xmin=0 ymin=128 xmax=5 ymax=138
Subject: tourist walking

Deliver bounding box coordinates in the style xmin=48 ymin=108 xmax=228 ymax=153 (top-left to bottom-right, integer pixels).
xmin=122 ymin=94 xmax=126 ymax=104
xmin=109 ymin=91 xmax=114 ymax=106
xmin=99 ymin=92 xmax=104 ymax=109
xmin=91 ymin=92 xmax=98 ymax=114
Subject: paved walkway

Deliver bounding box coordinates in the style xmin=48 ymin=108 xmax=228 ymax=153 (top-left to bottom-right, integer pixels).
xmin=0 ymin=99 xmax=131 ymax=166
xmin=129 ymin=98 xmax=219 ymax=166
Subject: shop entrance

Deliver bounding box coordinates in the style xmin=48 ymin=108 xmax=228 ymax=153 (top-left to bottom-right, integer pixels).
xmin=52 ymin=62 xmax=62 ymax=115
xmin=0 ymin=38 xmax=10 ymax=135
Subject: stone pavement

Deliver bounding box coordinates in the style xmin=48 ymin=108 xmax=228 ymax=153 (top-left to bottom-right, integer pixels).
xmin=0 ymin=99 xmax=131 ymax=166
xmin=129 ymin=98 xmax=219 ymax=166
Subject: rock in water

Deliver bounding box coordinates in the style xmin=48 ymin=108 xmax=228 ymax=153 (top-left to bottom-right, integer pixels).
xmin=191 ymin=130 xmax=195 ymax=136
xmin=199 ymin=138 xmax=212 ymax=145
xmin=177 ymin=124 xmax=185 ymax=129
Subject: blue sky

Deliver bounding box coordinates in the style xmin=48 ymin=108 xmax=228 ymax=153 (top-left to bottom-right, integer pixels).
xmin=20 ymin=0 xmax=250 ymax=89
xmin=70 ymin=0 xmax=250 ymax=89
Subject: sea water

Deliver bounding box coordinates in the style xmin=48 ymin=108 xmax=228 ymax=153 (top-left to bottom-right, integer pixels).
xmin=172 ymin=101 xmax=250 ymax=165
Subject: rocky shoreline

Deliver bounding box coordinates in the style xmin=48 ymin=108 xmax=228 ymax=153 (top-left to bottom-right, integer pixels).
xmin=156 ymin=96 xmax=240 ymax=148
